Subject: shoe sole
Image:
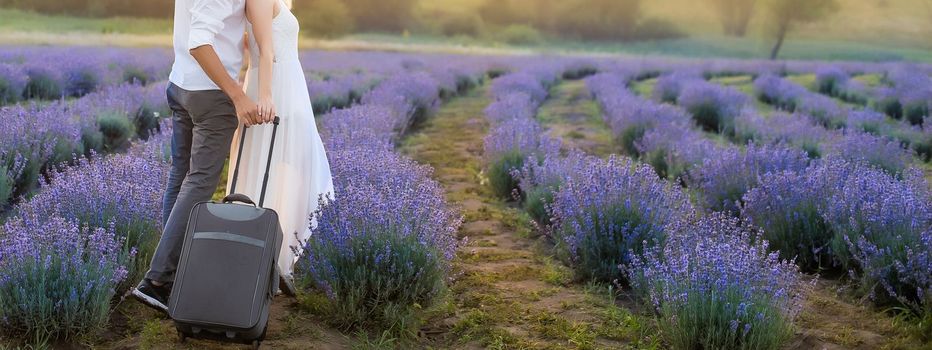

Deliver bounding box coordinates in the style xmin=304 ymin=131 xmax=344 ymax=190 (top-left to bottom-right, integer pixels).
xmin=131 ymin=288 xmax=169 ymax=314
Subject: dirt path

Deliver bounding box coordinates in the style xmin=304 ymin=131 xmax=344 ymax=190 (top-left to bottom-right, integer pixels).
xmin=401 ymin=84 xmax=657 ymax=349
xmin=535 ymin=79 xmax=616 ymax=158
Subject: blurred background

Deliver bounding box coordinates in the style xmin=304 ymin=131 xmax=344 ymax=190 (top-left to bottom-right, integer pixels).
xmin=0 ymin=0 xmax=929 ymax=61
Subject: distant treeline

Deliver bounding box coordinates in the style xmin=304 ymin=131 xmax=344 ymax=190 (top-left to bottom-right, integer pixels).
xmin=0 ymin=0 xmax=683 ymax=42
xmin=0 ymin=0 xmax=173 ymax=17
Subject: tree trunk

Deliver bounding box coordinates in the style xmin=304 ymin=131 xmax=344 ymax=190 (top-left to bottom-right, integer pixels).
xmin=769 ymin=22 xmax=789 ymax=60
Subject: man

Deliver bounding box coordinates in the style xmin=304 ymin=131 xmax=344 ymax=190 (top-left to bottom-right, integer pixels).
xmin=131 ymin=0 xmax=272 ymax=313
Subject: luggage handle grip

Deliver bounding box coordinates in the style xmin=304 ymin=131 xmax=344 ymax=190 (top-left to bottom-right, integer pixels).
xmin=221 ymin=193 xmax=256 ymax=206
xmin=229 ymin=116 xmax=280 ymax=208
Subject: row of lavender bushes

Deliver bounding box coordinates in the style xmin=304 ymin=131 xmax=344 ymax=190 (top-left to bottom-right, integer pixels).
xmin=0 ymin=47 xmax=171 ymax=104
xmin=0 ymin=81 xmax=170 ymax=210
xmin=484 ymin=62 xmax=811 ymax=348
xmin=0 ymin=59 xmax=441 ymax=344
xmin=751 ymin=72 xmax=932 ymax=164
xmin=0 ymin=126 xmax=171 ymax=345
xmin=295 ymin=64 xmax=485 ymax=335
xmin=583 ymin=65 xmax=931 ymax=347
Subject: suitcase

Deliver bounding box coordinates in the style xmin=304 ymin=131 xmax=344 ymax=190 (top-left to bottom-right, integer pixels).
xmin=169 ymin=117 xmax=283 ymax=348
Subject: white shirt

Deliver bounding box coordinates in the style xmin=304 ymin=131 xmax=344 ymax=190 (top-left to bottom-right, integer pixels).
xmin=168 ymin=0 xmax=247 ymax=91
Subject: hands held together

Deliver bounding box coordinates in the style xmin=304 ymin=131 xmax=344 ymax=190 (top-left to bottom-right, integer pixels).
xmin=233 ymin=92 xmax=275 ymax=126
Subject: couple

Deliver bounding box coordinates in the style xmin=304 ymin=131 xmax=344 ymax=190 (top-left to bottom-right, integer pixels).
xmin=131 ymin=0 xmax=334 ymax=313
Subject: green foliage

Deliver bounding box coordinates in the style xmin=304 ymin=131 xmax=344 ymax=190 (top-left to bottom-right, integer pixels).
xmin=298 ymin=231 xmax=448 ymax=337
xmin=0 ymin=77 xmax=21 ymax=105
xmin=655 ymin=289 xmax=793 ymax=350
xmin=0 ymin=165 xmax=13 ymax=206
xmin=22 ymin=72 xmax=61 ymax=100
xmin=0 ymin=0 xmax=174 ymax=18
xmin=487 ymin=150 xmax=526 ymax=199
xmin=493 ymin=24 xmax=543 ymax=46
xmin=522 ymin=185 xmax=555 ymax=224
xmin=96 ymin=112 xmax=135 ymax=152
xmin=478 ymin=0 xmax=660 ymax=41
xmin=294 ymin=0 xmax=355 ymax=38
xmin=342 ymin=0 xmax=416 ymax=32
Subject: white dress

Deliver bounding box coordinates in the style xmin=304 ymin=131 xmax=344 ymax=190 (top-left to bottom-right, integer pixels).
xmin=227 ymin=1 xmax=334 ymax=278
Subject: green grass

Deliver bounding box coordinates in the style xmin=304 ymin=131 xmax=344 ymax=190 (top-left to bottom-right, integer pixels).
xmin=0 ymin=9 xmax=171 ymax=34
xmin=347 ymin=32 xmax=932 ymax=62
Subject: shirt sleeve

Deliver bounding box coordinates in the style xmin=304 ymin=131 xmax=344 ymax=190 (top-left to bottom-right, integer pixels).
xmin=187 ymin=0 xmax=235 ymax=51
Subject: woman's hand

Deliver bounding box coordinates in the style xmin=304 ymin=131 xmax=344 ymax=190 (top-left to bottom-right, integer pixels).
xmin=257 ymin=95 xmax=276 ymax=124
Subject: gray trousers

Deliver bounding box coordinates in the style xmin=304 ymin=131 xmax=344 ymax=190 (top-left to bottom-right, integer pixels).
xmin=146 ymin=83 xmax=238 ymax=283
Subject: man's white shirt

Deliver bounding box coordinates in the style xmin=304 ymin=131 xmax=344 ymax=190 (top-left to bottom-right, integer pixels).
xmin=169 ymin=0 xmax=247 ymax=91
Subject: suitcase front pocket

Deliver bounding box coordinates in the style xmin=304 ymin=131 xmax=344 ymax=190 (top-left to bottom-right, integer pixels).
xmin=172 ymin=231 xmax=268 ymax=328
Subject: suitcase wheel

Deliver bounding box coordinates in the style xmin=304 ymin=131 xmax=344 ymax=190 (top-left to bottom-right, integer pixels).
xmin=253 ymin=340 xmax=261 ymax=349
xmin=177 ymin=331 xmax=187 ymax=343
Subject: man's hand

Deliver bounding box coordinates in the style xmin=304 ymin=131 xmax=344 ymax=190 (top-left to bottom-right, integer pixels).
xmin=233 ymin=92 xmax=260 ymax=126
xmin=189 ymin=45 xmax=259 ymax=126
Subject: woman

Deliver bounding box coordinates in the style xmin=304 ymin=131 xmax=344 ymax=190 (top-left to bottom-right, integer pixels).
xmin=228 ymin=0 xmax=334 ymax=294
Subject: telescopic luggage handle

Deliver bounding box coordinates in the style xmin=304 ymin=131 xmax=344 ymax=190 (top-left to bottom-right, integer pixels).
xmin=226 ymin=117 xmax=280 ymax=208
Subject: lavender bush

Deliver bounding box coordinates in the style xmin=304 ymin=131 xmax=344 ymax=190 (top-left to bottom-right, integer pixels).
xmin=827 ymin=131 xmax=913 ymax=176
xmin=677 ymin=80 xmax=748 ymax=134
xmin=687 ymin=144 xmax=810 ymax=213
xmin=551 ymin=156 xmax=691 ymax=282
xmin=627 ymin=213 xmax=810 ymax=350
xmin=514 ymin=151 xmax=589 ymax=224
xmin=742 ymin=169 xmax=834 ymax=271
xmin=821 ymin=162 xmax=932 ymax=312
xmin=0 ymin=103 xmax=83 ymax=206
xmin=753 ymin=74 xmax=807 ymax=111
xmin=846 ymin=109 xmax=887 ymax=135
xmin=797 ymin=95 xmax=847 ymax=129
xmin=483 ymin=118 xmax=559 ymax=198
xmin=652 ymin=71 xmax=702 ymax=103
xmin=734 ymin=110 xmax=835 ymax=158
xmin=297 ymin=148 xmax=461 ymax=333
xmin=0 ymin=215 xmax=130 ymax=344
xmin=0 ymin=63 xmax=27 ymax=104
xmin=637 ymin=123 xmax=719 ymax=181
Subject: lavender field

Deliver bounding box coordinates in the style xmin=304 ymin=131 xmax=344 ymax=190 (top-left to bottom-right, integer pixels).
xmin=0 ymin=46 xmax=930 ymax=349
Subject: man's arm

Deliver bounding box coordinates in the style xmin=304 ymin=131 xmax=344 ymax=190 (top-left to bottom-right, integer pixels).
xmin=188 ymin=0 xmax=258 ymax=125
xmin=190 ymin=46 xmax=258 ymax=125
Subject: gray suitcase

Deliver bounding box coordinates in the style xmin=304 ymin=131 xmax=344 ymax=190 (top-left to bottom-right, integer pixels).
xmin=169 ymin=117 xmax=283 ymax=348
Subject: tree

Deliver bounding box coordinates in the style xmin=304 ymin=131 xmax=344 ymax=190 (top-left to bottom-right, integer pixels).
xmin=710 ymin=0 xmax=757 ymax=36
xmin=767 ymin=0 xmax=838 ymax=59
xmin=293 ymin=0 xmax=354 ymax=38
xmin=341 ymin=0 xmax=416 ymax=32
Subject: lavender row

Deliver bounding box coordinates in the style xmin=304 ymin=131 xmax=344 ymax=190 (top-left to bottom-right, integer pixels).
xmin=0 ymin=125 xmax=172 ymax=342
xmin=0 ymin=46 xmax=171 ymax=103
xmin=0 ymin=81 xmax=169 ymax=209
xmin=296 ymin=64 xmax=488 ymax=332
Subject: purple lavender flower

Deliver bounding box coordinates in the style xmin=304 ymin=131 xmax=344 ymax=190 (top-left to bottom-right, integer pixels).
xmin=551 ymin=155 xmax=692 ymax=282
xmin=296 ymin=148 xmax=461 ymax=328
xmin=653 ymin=71 xmax=703 ymax=103
xmin=0 ymin=214 xmax=130 ymax=341
xmin=734 ymin=110 xmax=836 ymax=158
xmin=636 ymin=123 xmax=719 ymax=180
xmin=753 ymin=74 xmax=807 ymax=111
xmin=626 ymin=212 xmax=811 ymax=350
xmin=0 ymin=63 xmax=27 ymax=104
xmin=687 ymin=144 xmax=810 ymax=213
xmin=820 ymin=160 xmax=932 ymax=312
xmin=826 ymin=131 xmax=913 ymax=175
xmin=677 ymin=80 xmax=749 ymax=134
xmin=846 ymin=109 xmax=887 ymax=135
xmin=742 ymin=168 xmax=835 ymax=271
xmin=797 ymin=95 xmax=847 ymax=129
